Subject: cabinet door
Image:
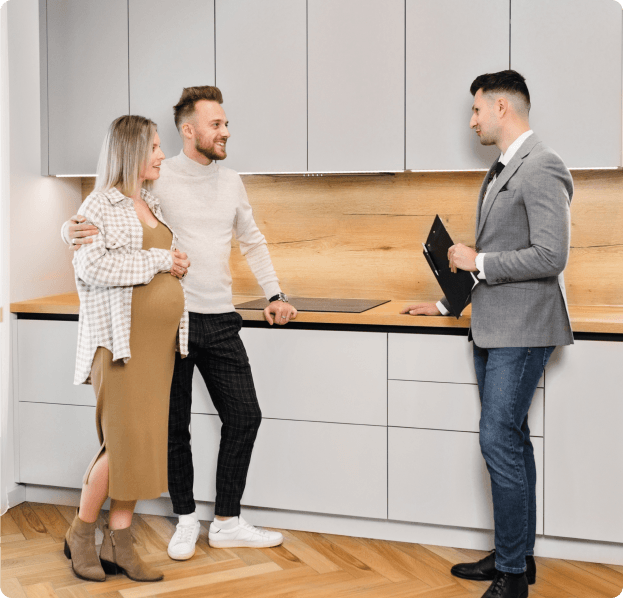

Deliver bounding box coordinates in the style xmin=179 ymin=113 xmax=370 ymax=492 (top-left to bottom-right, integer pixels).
xmin=406 ymin=0 xmax=509 ymax=171
xmin=191 ymin=328 xmax=387 ymax=425
xmin=388 ymin=333 xmax=544 ymax=387
xmin=389 ymin=427 xmax=544 ymax=533
xmin=215 ymin=0 xmax=306 ymax=173
xmin=45 ymin=0 xmax=129 ymax=175
xmin=308 ymin=0 xmax=404 ymax=172
xmin=388 ymin=380 xmax=544 ymax=437
xmin=129 ymin=0 xmax=215 ymax=160
xmin=192 ymin=415 xmax=387 ymax=518
xmin=544 ymin=341 xmax=623 ymax=543
xmin=511 ymin=0 xmax=622 ymax=168
xmin=19 ymin=403 xmax=100 ymax=488
xmin=17 ymin=320 xmax=95 ymax=407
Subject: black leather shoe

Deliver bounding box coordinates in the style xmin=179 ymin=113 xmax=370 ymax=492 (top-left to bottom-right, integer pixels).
xmin=451 ymin=551 xmax=536 ymax=585
xmin=481 ymin=571 xmax=529 ymax=598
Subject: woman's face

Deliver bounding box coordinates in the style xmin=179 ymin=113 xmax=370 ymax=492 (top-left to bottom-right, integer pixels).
xmin=140 ymin=131 xmax=165 ymax=182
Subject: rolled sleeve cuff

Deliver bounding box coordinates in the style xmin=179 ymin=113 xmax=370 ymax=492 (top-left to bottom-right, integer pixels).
xmin=61 ymin=221 xmax=71 ymax=245
xmin=436 ymin=300 xmax=450 ymax=316
xmin=476 ymin=253 xmax=487 ymax=280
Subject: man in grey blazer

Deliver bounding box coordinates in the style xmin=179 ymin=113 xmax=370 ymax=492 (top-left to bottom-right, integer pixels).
xmin=403 ymin=70 xmax=573 ymax=598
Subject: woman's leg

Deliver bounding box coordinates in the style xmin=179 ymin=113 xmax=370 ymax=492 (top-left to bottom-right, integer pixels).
xmin=78 ymin=452 xmax=109 ymax=523
xmin=109 ymin=499 xmax=137 ymax=530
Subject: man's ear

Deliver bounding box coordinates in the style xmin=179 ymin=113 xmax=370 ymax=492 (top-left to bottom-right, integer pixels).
xmin=181 ymin=121 xmax=194 ymax=140
xmin=496 ymin=97 xmax=509 ymax=117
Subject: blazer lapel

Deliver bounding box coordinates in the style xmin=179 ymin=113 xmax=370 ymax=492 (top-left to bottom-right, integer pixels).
xmin=476 ymin=134 xmax=541 ymax=240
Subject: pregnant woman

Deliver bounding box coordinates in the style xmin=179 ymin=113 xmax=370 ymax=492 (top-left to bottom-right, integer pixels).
xmin=65 ymin=115 xmax=190 ymax=582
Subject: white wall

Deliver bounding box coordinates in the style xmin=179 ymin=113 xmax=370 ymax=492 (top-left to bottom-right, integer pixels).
xmin=8 ymin=0 xmax=80 ymax=303
xmin=1 ymin=0 xmax=81 ymax=512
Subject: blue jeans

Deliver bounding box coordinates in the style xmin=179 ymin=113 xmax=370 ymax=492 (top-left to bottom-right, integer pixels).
xmin=473 ymin=344 xmax=555 ymax=574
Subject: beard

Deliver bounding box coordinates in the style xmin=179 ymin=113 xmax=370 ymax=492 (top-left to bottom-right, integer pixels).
xmin=195 ymin=139 xmax=227 ymax=161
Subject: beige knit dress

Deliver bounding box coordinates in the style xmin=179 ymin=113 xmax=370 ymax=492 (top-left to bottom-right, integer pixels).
xmin=84 ymin=221 xmax=184 ymax=501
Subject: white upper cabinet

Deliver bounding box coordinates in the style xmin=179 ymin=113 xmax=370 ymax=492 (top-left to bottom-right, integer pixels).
xmin=43 ymin=0 xmax=129 ymax=175
xmin=129 ymin=0 xmax=215 ymax=161
xmin=307 ymin=0 xmax=405 ymax=172
xmin=215 ymin=0 xmax=307 ymax=173
xmin=405 ymin=0 xmax=509 ymax=171
xmin=511 ymin=0 xmax=622 ymax=168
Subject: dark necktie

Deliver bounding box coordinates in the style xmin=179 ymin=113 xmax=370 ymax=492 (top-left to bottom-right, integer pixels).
xmin=488 ymin=160 xmax=505 ymax=185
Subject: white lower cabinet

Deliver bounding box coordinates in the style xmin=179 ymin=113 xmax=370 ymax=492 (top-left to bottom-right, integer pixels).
xmin=18 ymin=402 xmax=100 ymax=488
xmin=388 ymin=427 xmax=544 ymax=533
xmin=191 ymin=414 xmax=387 ymax=519
xmin=16 ymin=320 xmax=94 ymax=406
xmin=193 ymin=328 xmax=387 ymax=426
xmin=388 ymin=380 xmax=544 ymax=437
xmin=544 ymin=341 xmax=623 ymax=544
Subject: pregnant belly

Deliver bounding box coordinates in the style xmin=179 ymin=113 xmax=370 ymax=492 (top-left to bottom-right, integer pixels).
xmin=131 ymin=272 xmax=185 ymax=330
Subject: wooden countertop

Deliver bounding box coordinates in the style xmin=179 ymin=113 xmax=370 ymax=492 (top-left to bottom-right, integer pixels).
xmin=10 ymin=292 xmax=623 ymax=334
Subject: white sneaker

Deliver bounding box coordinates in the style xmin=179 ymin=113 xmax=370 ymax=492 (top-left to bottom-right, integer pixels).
xmin=208 ymin=515 xmax=283 ymax=548
xmin=167 ymin=513 xmax=201 ymax=560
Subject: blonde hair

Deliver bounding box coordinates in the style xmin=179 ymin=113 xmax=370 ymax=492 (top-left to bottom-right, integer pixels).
xmin=95 ymin=115 xmax=157 ymax=197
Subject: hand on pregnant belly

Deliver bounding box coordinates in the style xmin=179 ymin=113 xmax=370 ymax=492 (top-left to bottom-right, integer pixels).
xmin=170 ymin=250 xmax=190 ymax=279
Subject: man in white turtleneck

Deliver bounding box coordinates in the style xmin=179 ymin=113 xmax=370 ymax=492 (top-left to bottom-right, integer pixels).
xmin=63 ymin=86 xmax=297 ymax=560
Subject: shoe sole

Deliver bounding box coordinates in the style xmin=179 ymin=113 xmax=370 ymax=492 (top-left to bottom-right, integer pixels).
xmin=167 ymin=546 xmax=196 ymax=561
xmin=208 ymin=537 xmax=284 ymax=549
xmin=100 ymin=558 xmax=164 ymax=582
xmin=451 ymin=569 xmax=536 ymax=585
xmin=64 ymin=539 xmax=106 ymax=582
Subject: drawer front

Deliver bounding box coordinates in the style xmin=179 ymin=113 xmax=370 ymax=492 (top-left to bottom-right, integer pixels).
xmin=191 ymin=415 xmax=387 ymax=519
xmin=388 ymin=333 xmax=544 ymax=388
xmin=19 ymin=402 xmax=101 ymax=488
xmin=193 ymin=328 xmax=387 ymax=426
xmin=17 ymin=320 xmax=95 ymax=406
xmin=389 ymin=333 xmax=477 ymax=383
xmin=388 ymin=380 xmax=544 ymax=436
xmin=388 ymin=427 xmax=543 ymax=533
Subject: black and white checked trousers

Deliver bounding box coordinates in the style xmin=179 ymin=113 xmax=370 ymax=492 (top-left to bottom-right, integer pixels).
xmin=167 ymin=311 xmax=262 ymax=517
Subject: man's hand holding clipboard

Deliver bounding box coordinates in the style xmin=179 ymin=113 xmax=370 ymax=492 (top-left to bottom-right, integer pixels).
xmin=401 ymin=215 xmax=478 ymax=319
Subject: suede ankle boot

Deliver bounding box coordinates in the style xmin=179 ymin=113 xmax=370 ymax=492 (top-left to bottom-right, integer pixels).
xmin=100 ymin=525 xmax=164 ymax=582
xmin=64 ymin=513 xmax=106 ymax=582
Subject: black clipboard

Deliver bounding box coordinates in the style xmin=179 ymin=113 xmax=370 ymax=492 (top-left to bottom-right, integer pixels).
xmin=423 ymin=215 xmax=476 ymax=319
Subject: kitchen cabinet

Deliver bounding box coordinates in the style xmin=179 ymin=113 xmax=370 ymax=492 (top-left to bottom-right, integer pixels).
xmin=405 ymin=0 xmax=509 ymax=171
xmin=214 ymin=0 xmax=307 ymax=173
xmin=15 ymin=319 xmax=94 ymax=407
xmin=129 ymin=0 xmax=215 ymax=160
xmin=388 ymin=427 xmax=544 ymax=533
xmin=511 ymin=0 xmax=622 ymax=168
xmin=544 ymin=341 xmax=623 ymax=544
xmin=18 ymin=402 xmax=100 ymax=488
xmin=192 ymin=328 xmax=387 ymax=425
xmin=42 ymin=0 xmax=129 ymax=175
xmin=192 ymin=414 xmax=388 ymax=519
xmin=307 ymin=0 xmax=404 ymax=172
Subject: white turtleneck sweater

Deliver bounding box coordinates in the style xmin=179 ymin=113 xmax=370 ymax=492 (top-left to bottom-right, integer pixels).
xmin=152 ymin=151 xmax=281 ymax=314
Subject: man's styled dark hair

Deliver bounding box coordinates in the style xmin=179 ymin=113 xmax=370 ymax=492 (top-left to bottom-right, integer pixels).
xmin=173 ymin=86 xmax=224 ymax=131
xmin=470 ymin=70 xmax=531 ymax=112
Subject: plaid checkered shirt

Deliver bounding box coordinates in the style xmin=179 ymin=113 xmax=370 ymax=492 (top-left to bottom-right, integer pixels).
xmin=72 ymin=187 xmax=189 ymax=385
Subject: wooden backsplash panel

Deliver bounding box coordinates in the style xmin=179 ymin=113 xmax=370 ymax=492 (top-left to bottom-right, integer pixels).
xmin=81 ymin=169 xmax=623 ymax=306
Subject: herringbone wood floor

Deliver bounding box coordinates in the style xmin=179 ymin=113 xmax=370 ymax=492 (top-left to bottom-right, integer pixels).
xmin=1 ymin=502 xmax=622 ymax=598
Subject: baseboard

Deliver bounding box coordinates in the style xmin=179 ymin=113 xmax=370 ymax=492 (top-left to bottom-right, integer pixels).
xmin=7 ymin=484 xmax=26 ymax=509
xmin=22 ymin=484 xmax=623 ymax=566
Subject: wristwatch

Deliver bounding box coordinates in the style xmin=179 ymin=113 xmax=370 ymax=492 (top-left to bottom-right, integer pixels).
xmin=269 ymin=292 xmax=289 ymax=303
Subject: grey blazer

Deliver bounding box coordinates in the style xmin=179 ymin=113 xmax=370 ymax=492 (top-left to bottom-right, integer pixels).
xmin=445 ymin=134 xmax=574 ymax=348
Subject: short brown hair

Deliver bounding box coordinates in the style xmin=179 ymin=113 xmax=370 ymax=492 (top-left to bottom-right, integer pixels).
xmin=173 ymin=86 xmax=223 ymax=131
xmin=95 ymin=115 xmax=157 ymax=197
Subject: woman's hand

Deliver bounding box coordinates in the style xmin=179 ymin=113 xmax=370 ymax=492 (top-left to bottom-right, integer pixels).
xmin=170 ymin=250 xmax=190 ymax=279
